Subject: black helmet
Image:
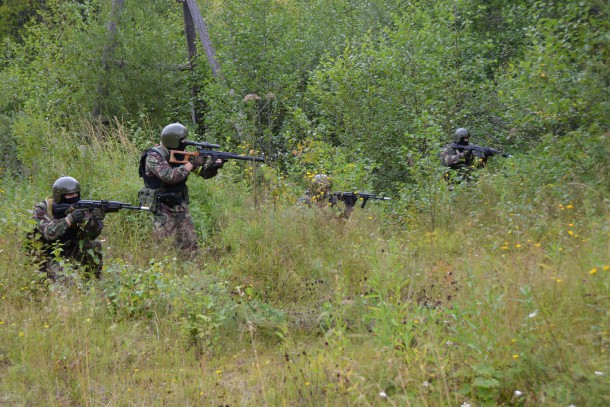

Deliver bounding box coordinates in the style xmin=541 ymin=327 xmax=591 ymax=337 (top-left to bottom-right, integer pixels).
xmin=161 ymin=123 xmax=188 ymax=149
xmin=52 ymin=176 xmax=80 ymax=202
xmin=454 ymin=128 xmax=470 ymax=143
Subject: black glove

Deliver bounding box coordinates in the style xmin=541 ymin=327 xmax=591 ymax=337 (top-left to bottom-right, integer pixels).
xmin=92 ymin=208 xmax=106 ymax=221
xmin=189 ymin=155 xmax=206 ymax=168
xmin=211 ymin=158 xmax=225 ymax=168
xmin=67 ymin=209 xmax=86 ymax=225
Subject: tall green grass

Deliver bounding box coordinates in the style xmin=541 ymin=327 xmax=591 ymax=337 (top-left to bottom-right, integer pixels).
xmin=0 ymin=123 xmax=607 ymax=405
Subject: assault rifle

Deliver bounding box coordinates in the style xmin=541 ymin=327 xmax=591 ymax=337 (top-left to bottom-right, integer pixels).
xmin=52 ymin=200 xmax=150 ymax=216
xmin=169 ymin=140 xmax=264 ymax=164
xmin=333 ymin=192 xmax=391 ymax=208
xmin=451 ymin=143 xmax=511 ymax=159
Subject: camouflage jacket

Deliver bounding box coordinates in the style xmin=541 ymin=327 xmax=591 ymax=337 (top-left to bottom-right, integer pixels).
xmin=440 ymin=143 xmax=477 ymax=169
xmin=144 ymin=147 xmax=191 ymax=186
xmin=32 ymin=198 xmax=103 ymax=245
xmin=297 ymin=190 xmax=338 ymax=208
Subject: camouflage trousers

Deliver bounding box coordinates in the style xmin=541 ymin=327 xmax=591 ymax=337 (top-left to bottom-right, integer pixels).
xmin=152 ymin=202 xmax=199 ymax=256
xmin=43 ymin=239 xmax=103 ymax=281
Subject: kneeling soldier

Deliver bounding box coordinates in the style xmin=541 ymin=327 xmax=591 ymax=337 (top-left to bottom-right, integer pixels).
xmin=30 ymin=176 xmax=105 ymax=280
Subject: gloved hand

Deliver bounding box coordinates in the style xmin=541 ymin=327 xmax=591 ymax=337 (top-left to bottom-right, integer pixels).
xmin=67 ymin=209 xmax=86 ymax=225
xmin=92 ymin=208 xmax=106 ymax=221
xmin=189 ymin=155 xmax=207 ymax=168
xmin=211 ymin=158 xmax=225 ymax=168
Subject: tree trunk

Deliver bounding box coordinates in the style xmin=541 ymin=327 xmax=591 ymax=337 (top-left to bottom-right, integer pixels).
xmin=92 ymin=0 xmax=125 ymax=123
xmin=184 ymin=0 xmax=222 ymax=79
xmin=182 ymin=0 xmax=200 ymax=125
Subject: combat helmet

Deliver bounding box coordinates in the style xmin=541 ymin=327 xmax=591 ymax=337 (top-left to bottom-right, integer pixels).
xmin=311 ymin=174 xmax=332 ymax=193
xmin=161 ymin=123 xmax=188 ymax=149
xmin=52 ymin=176 xmax=80 ymax=202
xmin=454 ymin=128 xmax=470 ymax=143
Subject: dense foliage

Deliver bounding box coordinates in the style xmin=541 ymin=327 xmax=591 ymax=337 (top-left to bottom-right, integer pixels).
xmin=0 ymin=0 xmax=607 ymax=405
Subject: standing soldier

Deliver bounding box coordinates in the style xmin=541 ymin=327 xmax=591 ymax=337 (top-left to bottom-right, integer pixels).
xmin=29 ymin=176 xmax=105 ymax=280
xmin=138 ymin=123 xmax=224 ymax=257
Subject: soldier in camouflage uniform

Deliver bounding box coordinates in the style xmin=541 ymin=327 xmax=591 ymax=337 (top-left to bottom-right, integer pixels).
xmin=138 ymin=123 xmax=224 ymax=257
xmin=297 ymin=174 xmax=357 ymax=219
xmin=30 ymin=176 xmax=105 ymax=280
xmin=440 ymin=128 xmax=483 ymax=184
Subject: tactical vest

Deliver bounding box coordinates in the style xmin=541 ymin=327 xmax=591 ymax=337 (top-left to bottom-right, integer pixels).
xmin=138 ymin=146 xmax=189 ymax=209
xmin=139 ymin=146 xmax=188 ymax=193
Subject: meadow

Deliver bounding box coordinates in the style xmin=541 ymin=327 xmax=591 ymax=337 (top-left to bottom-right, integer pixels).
xmin=0 ymin=126 xmax=607 ymax=406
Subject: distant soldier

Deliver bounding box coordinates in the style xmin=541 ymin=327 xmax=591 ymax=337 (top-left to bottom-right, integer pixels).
xmin=441 ymin=127 xmax=507 ymax=184
xmin=298 ymin=174 xmax=357 ymax=219
xmin=29 ymin=176 xmax=105 ymax=280
xmin=138 ymin=123 xmax=224 ymax=257
xmin=441 ymin=128 xmax=486 ymax=183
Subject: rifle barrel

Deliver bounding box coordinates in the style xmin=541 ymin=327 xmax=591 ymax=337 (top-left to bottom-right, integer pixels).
xmin=199 ymin=149 xmax=265 ymax=162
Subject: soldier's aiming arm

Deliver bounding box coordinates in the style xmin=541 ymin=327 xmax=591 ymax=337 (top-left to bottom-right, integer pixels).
xmin=451 ymin=144 xmax=511 ymax=158
xmin=52 ymin=200 xmax=150 ymax=216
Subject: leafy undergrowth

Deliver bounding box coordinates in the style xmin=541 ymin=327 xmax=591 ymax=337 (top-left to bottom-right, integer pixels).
xmin=0 ymin=187 xmax=607 ymax=406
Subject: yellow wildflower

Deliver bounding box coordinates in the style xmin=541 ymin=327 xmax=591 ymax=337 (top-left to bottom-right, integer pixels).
xmin=589 ymin=268 xmax=597 ymax=275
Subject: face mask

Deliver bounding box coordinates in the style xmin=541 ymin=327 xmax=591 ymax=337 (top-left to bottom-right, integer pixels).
xmin=176 ymin=140 xmax=188 ymax=151
xmin=458 ymin=138 xmax=469 ymax=146
xmin=62 ymin=195 xmax=80 ymax=204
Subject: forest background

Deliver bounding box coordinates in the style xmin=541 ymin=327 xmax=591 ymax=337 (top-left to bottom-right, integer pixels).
xmin=0 ymin=0 xmax=608 ymax=405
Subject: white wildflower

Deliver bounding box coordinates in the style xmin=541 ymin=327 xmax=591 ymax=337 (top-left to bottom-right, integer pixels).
xmin=422 ymin=381 xmax=430 ymax=387
xmin=594 ymin=371 xmax=603 ymax=376
xmin=379 ymin=392 xmax=387 ymax=398
xmin=528 ymin=310 xmax=538 ymax=318
xmin=514 ymin=390 xmax=523 ymax=397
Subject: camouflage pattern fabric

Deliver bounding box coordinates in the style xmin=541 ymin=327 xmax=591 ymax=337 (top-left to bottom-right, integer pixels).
xmin=144 ymin=147 xmax=200 ymax=256
xmin=440 ymin=143 xmax=476 ymax=169
xmin=440 ymin=143 xmax=484 ymax=185
xmin=297 ymin=190 xmax=338 ymax=209
xmin=144 ymin=148 xmax=190 ymax=184
xmin=297 ymin=190 xmax=354 ymax=218
xmin=31 ymin=199 xmax=103 ymax=280
xmin=152 ymin=201 xmax=199 ymax=256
